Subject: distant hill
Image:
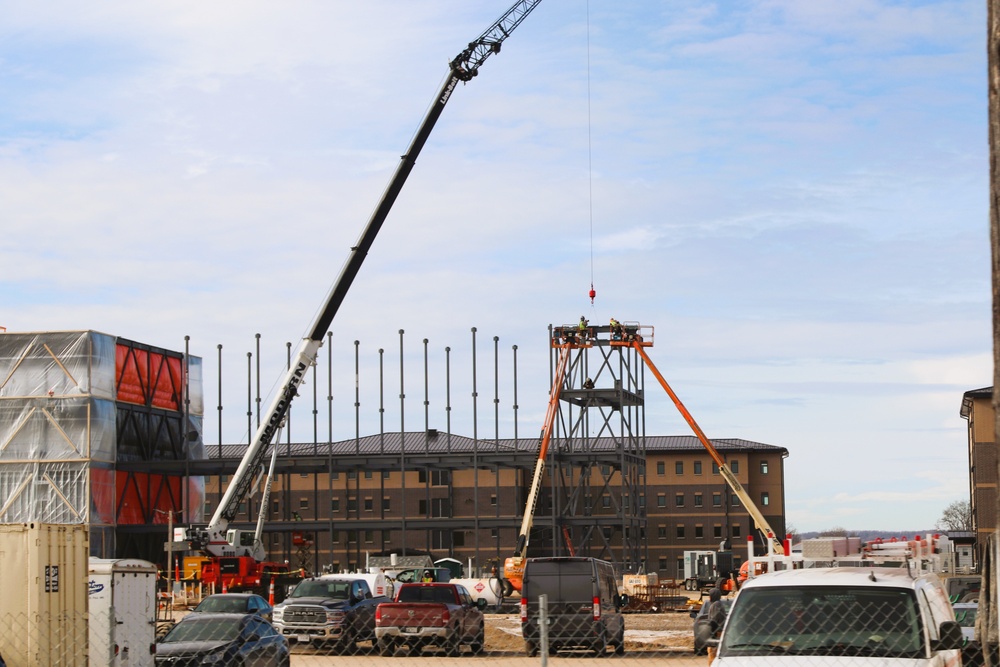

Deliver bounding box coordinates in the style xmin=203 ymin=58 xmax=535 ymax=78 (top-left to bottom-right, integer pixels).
xmin=798 ymin=530 xmax=937 ymax=543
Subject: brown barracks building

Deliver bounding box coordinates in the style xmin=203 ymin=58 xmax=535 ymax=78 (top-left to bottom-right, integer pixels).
xmin=201 ymin=433 xmax=788 ymax=580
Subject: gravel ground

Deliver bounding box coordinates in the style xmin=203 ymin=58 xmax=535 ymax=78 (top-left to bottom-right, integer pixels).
xmin=486 ymin=612 xmax=697 ymax=654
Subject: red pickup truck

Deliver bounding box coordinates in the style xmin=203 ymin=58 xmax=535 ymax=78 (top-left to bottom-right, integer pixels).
xmin=375 ymin=582 xmax=487 ymax=656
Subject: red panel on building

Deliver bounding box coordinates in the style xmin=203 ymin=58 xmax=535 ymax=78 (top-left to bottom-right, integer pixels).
xmin=115 ymin=341 xmax=183 ymax=411
xmin=115 ymin=470 xmax=184 ymax=525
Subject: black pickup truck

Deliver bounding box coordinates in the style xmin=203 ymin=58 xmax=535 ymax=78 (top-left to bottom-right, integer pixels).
xmin=271 ymin=576 xmax=388 ymax=652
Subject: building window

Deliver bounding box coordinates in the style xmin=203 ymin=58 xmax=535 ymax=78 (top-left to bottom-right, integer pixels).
xmin=348 ymin=470 xmax=357 ymax=480
xmin=732 ymin=525 xmax=742 ymax=538
xmin=658 ymin=525 xmax=667 ymax=539
xmin=693 ymin=461 xmax=702 ymax=475
xmin=659 ymin=557 xmax=668 ymax=571
xmin=382 ymin=497 xmax=390 ymax=511
xmin=453 ymin=532 xmax=465 ymax=547
xmin=676 ymin=525 xmax=685 ymax=539
xmin=419 ymin=500 xmax=427 ymax=515
xmin=364 ymin=470 xmax=373 ymax=479
xmin=383 ymin=529 xmax=391 ymax=543
xmin=639 ymin=495 xmax=646 ymax=508
xmin=712 ymin=493 xmax=721 ymax=507
xmin=364 ymin=530 xmax=373 ymax=543
xmin=603 ymin=527 xmax=613 ymax=540
xmin=730 ymin=460 xmax=739 ymax=474
xmin=331 ymin=472 xmax=339 ymax=480
xmin=299 ymin=472 xmax=308 ymax=478
xmin=714 ymin=524 xmax=722 ymax=539
xmin=298 ymin=498 xmax=309 ymax=510
xmin=761 ymin=461 xmax=769 ymax=474
xmin=348 ymin=530 xmax=358 ymax=543
xmin=761 ymin=492 xmax=770 ymax=506
xmin=694 ymin=493 xmax=703 ymax=508
xmin=695 ymin=525 xmax=704 ymax=539
xmin=675 ymin=461 xmax=684 ymax=475
xmin=657 ymin=494 xmax=666 ymax=508
xmin=490 ymin=495 xmax=497 ymax=506
xmin=602 ymin=496 xmax=611 ymax=508
xmin=676 ymin=558 xmax=684 ymax=578
xmin=657 ymin=461 xmax=665 ymax=475
xmin=238 ymin=501 xmax=247 ymax=515
xmin=601 ymin=465 xmax=611 ymax=475
xmin=732 ymin=495 xmax=741 ymax=507
xmin=364 ymin=498 xmax=373 ymax=512
xmin=347 ymin=498 xmax=357 ymax=512
xmin=675 ymin=493 xmax=685 ymax=507
xmin=272 ymin=500 xmax=279 ymax=514
xmin=382 ymin=470 xmax=390 ymax=479
xmin=491 ymin=528 xmax=499 ymax=539
xmin=712 ymin=462 xmax=720 ymax=474
xmin=331 ymin=499 xmax=339 ymax=512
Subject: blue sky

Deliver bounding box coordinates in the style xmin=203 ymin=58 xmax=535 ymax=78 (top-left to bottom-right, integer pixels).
xmin=0 ymin=0 xmax=987 ymax=533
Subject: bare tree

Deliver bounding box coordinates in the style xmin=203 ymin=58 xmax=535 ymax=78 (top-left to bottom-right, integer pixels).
xmin=818 ymin=526 xmax=849 ymax=538
xmin=936 ymin=500 xmax=973 ymax=532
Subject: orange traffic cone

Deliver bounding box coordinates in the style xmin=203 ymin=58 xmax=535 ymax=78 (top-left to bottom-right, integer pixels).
xmin=268 ymin=579 xmax=275 ymax=606
xmin=222 ymin=578 xmax=228 ymax=594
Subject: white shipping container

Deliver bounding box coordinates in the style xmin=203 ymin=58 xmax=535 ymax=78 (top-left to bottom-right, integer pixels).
xmin=0 ymin=523 xmax=89 ymax=667
xmin=89 ymin=558 xmax=158 ymax=667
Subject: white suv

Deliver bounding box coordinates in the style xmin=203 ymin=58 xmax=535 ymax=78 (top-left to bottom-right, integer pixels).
xmin=712 ymin=567 xmax=964 ymax=666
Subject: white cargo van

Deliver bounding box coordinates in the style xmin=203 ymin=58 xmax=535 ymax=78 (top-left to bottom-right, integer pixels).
xmin=712 ymin=567 xmax=963 ymax=666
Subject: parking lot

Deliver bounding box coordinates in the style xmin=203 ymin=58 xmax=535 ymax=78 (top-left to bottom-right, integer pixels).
xmin=285 ymin=612 xmax=705 ymax=665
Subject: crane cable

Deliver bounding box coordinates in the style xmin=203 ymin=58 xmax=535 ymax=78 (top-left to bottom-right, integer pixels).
xmin=586 ymin=1 xmax=595 ymax=306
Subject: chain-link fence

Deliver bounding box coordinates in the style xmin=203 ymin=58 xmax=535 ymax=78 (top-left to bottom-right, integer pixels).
xmin=7 ymin=589 xmax=989 ymax=666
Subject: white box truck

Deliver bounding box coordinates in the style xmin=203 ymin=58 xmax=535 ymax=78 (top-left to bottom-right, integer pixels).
xmin=89 ymin=558 xmax=158 ymax=667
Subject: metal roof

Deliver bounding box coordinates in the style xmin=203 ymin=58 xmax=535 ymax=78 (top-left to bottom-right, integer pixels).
xmin=206 ymin=432 xmax=787 ymax=459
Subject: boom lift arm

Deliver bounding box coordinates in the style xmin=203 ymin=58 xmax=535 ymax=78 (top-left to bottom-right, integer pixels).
xmin=502 ymin=343 xmax=572 ymax=594
xmin=185 ymin=0 xmax=544 ymax=559
xmin=631 ymin=341 xmax=786 ymax=555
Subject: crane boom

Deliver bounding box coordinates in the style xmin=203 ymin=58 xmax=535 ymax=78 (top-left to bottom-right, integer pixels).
xmin=185 ymin=0 xmax=544 ymax=558
xmin=631 ymin=341 xmax=786 ymax=555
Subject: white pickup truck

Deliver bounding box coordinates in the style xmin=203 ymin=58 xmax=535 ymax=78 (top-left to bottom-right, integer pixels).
xmin=711 ymin=566 xmax=964 ymax=666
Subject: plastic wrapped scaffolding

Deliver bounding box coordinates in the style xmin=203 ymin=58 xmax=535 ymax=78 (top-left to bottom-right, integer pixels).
xmin=0 ymin=331 xmax=204 ymax=529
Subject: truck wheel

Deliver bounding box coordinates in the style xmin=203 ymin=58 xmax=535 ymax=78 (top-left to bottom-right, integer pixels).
xmin=446 ymin=636 xmax=462 ymax=657
xmin=378 ymin=639 xmax=395 ymax=657
xmin=471 ymin=624 xmax=485 ymax=654
xmin=614 ymin=625 xmax=625 ymax=655
xmin=334 ymin=631 xmax=356 ymax=655
xmin=525 ymin=640 xmax=538 ymax=657
xmin=591 ymin=630 xmax=607 ymax=655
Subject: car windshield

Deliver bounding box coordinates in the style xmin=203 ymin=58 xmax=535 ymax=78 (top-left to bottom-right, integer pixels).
xmin=195 ymin=597 xmax=248 ymax=613
xmin=291 ymin=580 xmax=350 ymax=599
xmin=162 ymin=617 xmax=241 ymax=643
xmin=720 ymin=586 xmax=924 ymax=659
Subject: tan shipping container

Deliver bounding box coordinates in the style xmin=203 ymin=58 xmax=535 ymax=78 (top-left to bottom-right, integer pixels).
xmin=0 ymin=523 xmax=89 ymax=667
